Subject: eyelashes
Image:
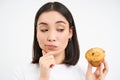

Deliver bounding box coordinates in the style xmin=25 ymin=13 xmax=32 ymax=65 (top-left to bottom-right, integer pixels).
xmin=40 ymin=29 xmax=48 ymax=32
xmin=40 ymin=29 xmax=64 ymax=32
xmin=56 ymin=29 xmax=64 ymax=32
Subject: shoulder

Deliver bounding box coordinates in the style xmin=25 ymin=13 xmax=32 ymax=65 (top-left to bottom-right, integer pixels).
xmin=12 ymin=63 xmax=39 ymax=80
xmin=14 ymin=63 xmax=39 ymax=72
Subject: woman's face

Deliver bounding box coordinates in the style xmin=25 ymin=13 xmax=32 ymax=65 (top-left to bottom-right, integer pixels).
xmin=36 ymin=11 xmax=72 ymax=56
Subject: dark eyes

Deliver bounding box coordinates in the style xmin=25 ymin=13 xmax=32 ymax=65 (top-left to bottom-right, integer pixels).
xmin=40 ymin=29 xmax=48 ymax=32
xmin=57 ymin=29 xmax=64 ymax=32
xmin=40 ymin=29 xmax=64 ymax=32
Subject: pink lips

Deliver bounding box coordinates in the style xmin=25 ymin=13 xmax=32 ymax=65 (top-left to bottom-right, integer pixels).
xmin=47 ymin=45 xmax=57 ymax=50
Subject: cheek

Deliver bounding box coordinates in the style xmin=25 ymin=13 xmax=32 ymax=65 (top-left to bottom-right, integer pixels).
xmin=58 ymin=33 xmax=69 ymax=47
xmin=37 ymin=32 xmax=46 ymax=48
xmin=59 ymin=35 xmax=69 ymax=42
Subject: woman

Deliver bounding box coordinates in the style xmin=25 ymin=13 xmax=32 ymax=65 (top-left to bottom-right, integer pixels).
xmin=13 ymin=2 xmax=108 ymax=80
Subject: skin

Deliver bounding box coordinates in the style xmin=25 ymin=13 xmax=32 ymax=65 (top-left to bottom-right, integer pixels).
xmin=36 ymin=11 xmax=108 ymax=80
xmin=37 ymin=11 xmax=73 ymax=80
xmin=86 ymin=60 xmax=109 ymax=80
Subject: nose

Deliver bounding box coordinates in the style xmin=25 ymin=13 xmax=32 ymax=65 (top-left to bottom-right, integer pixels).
xmin=48 ymin=39 xmax=55 ymax=42
xmin=47 ymin=31 xmax=56 ymax=42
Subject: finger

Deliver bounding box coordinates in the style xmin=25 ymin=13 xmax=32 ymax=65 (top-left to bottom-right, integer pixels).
xmin=99 ymin=63 xmax=103 ymax=75
xmin=42 ymin=50 xmax=47 ymax=56
xmin=50 ymin=64 xmax=54 ymax=68
xmin=40 ymin=54 xmax=55 ymax=69
xmin=48 ymin=55 xmax=56 ymax=68
xmin=95 ymin=66 xmax=100 ymax=76
xmin=87 ymin=63 xmax=93 ymax=74
xmin=45 ymin=49 xmax=62 ymax=56
xmin=103 ymin=60 xmax=109 ymax=75
xmin=50 ymin=61 xmax=55 ymax=68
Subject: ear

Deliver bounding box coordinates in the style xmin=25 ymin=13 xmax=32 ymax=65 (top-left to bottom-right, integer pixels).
xmin=69 ymin=28 xmax=73 ymax=39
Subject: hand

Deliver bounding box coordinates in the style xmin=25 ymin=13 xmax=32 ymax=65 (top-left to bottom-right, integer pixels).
xmin=39 ymin=50 xmax=56 ymax=80
xmin=86 ymin=60 xmax=108 ymax=80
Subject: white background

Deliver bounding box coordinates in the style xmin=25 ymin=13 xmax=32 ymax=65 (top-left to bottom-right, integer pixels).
xmin=0 ymin=0 xmax=120 ymax=80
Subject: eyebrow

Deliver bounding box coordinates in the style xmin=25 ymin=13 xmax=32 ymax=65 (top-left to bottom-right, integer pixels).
xmin=56 ymin=21 xmax=66 ymax=24
xmin=38 ymin=21 xmax=66 ymax=26
xmin=38 ymin=22 xmax=48 ymax=25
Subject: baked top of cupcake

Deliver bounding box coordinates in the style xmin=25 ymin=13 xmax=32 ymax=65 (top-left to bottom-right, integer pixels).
xmin=85 ymin=47 xmax=105 ymax=67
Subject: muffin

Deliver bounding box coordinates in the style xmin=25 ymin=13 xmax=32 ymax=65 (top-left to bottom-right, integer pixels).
xmin=85 ymin=47 xmax=105 ymax=67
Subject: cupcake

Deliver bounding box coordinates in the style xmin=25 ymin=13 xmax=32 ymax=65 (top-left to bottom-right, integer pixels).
xmin=85 ymin=47 xmax=105 ymax=67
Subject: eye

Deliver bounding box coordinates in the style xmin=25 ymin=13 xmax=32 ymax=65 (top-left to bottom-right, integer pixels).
xmin=40 ymin=29 xmax=48 ymax=32
xmin=57 ymin=29 xmax=64 ymax=32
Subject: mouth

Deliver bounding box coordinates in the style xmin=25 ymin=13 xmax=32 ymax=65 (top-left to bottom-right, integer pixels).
xmin=46 ymin=45 xmax=57 ymax=50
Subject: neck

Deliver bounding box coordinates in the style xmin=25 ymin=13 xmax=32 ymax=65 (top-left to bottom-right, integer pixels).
xmin=54 ymin=51 xmax=65 ymax=64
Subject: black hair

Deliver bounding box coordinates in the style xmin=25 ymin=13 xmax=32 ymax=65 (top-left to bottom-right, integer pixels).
xmin=32 ymin=2 xmax=80 ymax=65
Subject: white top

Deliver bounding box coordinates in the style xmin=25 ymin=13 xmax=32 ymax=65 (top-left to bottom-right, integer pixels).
xmin=12 ymin=63 xmax=85 ymax=80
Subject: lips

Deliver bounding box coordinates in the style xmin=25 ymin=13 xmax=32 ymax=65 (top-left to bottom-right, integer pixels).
xmin=46 ymin=45 xmax=57 ymax=50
